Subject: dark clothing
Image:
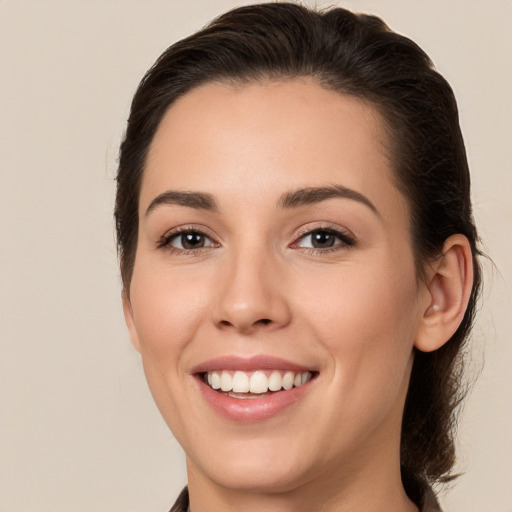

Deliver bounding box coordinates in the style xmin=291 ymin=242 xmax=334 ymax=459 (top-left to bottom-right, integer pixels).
xmin=169 ymin=487 xmax=189 ymax=512
xmin=168 ymin=486 xmax=442 ymax=511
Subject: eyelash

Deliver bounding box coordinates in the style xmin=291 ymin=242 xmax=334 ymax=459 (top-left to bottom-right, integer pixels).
xmin=157 ymin=226 xmax=218 ymax=255
xmin=157 ymin=226 xmax=356 ymax=255
xmin=292 ymin=226 xmax=356 ymax=254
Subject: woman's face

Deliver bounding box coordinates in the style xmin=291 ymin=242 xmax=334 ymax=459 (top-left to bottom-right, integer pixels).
xmin=124 ymin=80 xmax=431 ymax=493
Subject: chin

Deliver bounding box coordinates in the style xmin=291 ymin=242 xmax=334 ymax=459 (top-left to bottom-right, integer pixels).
xmin=196 ymin=457 xmax=312 ymax=494
xmin=185 ymin=434 xmax=319 ymax=494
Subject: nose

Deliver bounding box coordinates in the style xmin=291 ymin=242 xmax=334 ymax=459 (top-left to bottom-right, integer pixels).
xmin=211 ymin=247 xmax=292 ymax=335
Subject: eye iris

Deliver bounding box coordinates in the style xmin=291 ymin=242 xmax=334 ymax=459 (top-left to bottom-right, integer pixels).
xmin=181 ymin=232 xmax=205 ymax=249
xmin=312 ymin=230 xmax=335 ymax=248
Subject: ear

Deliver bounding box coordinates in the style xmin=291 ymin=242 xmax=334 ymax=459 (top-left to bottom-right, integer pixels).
xmin=122 ymin=291 xmax=141 ymax=353
xmin=414 ymin=234 xmax=474 ymax=353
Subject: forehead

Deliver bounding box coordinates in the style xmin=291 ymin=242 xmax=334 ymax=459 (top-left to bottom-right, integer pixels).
xmin=142 ymin=79 xmax=406 ymax=224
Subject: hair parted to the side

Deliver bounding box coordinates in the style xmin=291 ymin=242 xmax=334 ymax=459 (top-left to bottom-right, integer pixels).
xmin=115 ymin=2 xmax=481 ymax=501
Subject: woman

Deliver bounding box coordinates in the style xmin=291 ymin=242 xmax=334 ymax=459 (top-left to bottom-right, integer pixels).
xmin=115 ymin=3 xmax=481 ymax=511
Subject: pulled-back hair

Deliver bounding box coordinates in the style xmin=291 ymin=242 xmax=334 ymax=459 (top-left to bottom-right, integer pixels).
xmin=115 ymin=2 xmax=481 ymax=501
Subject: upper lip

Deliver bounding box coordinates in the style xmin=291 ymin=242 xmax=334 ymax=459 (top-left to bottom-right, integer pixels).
xmin=190 ymin=355 xmax=315 ymax=374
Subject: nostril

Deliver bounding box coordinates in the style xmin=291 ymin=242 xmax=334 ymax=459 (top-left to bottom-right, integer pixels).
xmin=216 ymin=317 xmax=275 ymax=331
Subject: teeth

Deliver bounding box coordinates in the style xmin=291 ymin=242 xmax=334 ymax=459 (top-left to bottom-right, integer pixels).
xmin=268 ymin=370 xmax=282 ymax=391
xmin=210 ymin=372 xmax=221 ymax=390
xmin=232 ymin=371 xmax=249 ymax=392
xmin=220 ymin=371 xmax=232 ymax=392
xmin=282 ymin=371 xmax=294 ymax=390
xmin=204 ymin=369 xmax=313 ymax=394
xmin=249 ymin=371 xmax=268 ymax=394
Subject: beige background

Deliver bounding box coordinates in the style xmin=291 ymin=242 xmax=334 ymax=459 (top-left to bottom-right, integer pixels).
xmin=0 ymin=1 xmax=510 ymax=511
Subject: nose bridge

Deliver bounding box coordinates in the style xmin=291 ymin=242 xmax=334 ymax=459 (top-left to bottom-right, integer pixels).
xmin=212 ymin=240 xmax=290 ymax=333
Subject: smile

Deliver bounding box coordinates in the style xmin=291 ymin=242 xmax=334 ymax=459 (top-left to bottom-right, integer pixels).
xmin=193 ymin=356 xmax=318 ymax=421
xmin=203 ymin=370 xmax=313 ymax=398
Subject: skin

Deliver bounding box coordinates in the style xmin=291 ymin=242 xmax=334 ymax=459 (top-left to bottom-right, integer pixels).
xmin=123 ymin=80 xmax=473 ymax=512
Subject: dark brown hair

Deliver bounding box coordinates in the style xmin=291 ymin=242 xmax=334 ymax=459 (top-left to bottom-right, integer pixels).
xmin=115 ymin=2 xmax=481 ymax=502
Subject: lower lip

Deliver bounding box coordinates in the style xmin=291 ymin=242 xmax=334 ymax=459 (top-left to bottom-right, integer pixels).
xmin=196 ymin=377 xmax=314 ymax=422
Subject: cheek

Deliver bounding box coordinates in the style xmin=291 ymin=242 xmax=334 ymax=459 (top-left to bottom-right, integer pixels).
xmin=128 ymin=259 xmax=215 ymax=438
xmin=298 ymin=262 xmax=420 ymax=452
xmin=297 ymin=255 xmax=420 ymax=394
xmin=129 ymin=258 xmax=210 ymax=368
xmin=302 ymin=253 xmax=418 ymax=330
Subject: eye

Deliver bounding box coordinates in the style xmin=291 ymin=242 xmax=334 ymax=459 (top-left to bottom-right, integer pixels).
xmin=294 ymin=228 xmax=355 ymax=251
xmin=158 ymin=228 xmax=217 ymax=252
xmin=172 ymin=232 xmax=213 ymax=250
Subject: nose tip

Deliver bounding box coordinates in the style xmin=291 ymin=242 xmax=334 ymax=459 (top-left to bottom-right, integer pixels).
xmin=212 ymin=254 xmax=291 ymax=334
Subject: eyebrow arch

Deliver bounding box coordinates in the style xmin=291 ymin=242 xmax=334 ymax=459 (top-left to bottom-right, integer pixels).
xmin=145 ymin=190 xmax=219 ymax=216
xmin=278 ymin=185 xmax=379 ymax=216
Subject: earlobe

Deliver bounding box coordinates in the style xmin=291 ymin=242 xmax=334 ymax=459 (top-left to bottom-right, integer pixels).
xmin=122 ymin=291 xmax=141 ymax=353
xmin=414 ymin=234 xmax=474 ymax=353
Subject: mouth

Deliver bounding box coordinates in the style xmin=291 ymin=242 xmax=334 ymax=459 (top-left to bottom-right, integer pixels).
xmin=192 ymin=355 xmax=318 ymax=421
xmin=201 ymin=369 xmax=315 ymax=399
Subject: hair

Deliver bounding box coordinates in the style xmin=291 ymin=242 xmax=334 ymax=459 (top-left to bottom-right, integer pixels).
xmin=115 ymin=2 xmax=481 ymax=503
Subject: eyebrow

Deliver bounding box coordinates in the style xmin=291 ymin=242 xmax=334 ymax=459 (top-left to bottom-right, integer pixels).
xmin=145 ymin=190 xmax=219 ymax=216
xmin=145 ymin=184 xmax=379 ymax=217
xmin=278 ymin=185 xmax=379 ymax=215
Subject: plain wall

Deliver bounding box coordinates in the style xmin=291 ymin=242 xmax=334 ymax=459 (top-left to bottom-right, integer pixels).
xmin=1 ymin=1 xmax=510 ymax=510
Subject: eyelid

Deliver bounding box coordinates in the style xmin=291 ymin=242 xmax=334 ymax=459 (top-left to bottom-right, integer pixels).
xmin=290 ymin=224 xmax=356 ymax=251
xmin=157 ymin=224 xmax=220 ymax=251
xmin=155 ymin=223 xmax=355 ymax=254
